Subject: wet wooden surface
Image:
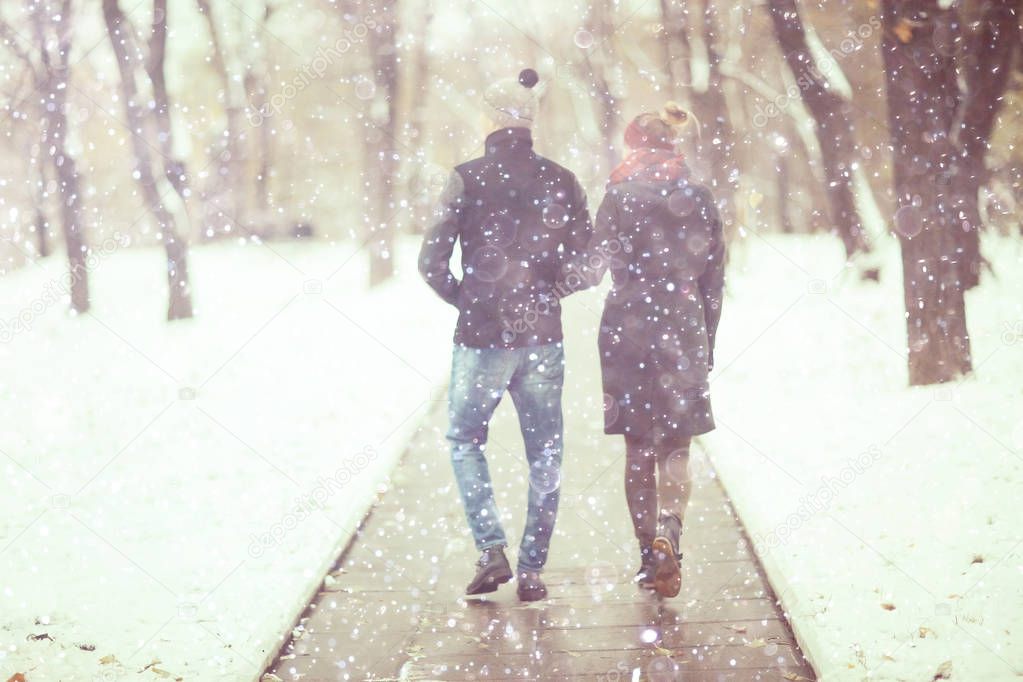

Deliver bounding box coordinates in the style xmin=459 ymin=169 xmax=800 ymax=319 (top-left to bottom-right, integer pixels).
xmin=265 ymin=412 xmax=815 ymax=681
xmin=265 ymin=300 xmax=816 ymax=681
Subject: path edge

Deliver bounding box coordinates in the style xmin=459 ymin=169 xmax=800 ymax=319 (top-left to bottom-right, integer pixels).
xmin=253 ymin=390 xmax=447 ymax=681
xmin=697 ymin=433 xmax=823 ymax=680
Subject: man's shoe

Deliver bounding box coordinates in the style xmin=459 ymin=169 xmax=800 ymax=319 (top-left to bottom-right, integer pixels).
xmin=635 ymin=545 xmax=656 ymax=590
xmin=465 ymin=547 xmax=513 ymax=595
xmin=652 ymin=514 xmax=683 ymax=598
xmin=516 ymin=570 xmax=548 ymax=601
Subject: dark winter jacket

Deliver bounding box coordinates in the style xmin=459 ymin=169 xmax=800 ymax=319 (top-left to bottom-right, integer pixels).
xmin=589 ymin=174 xmax=725 ymax=439
xmin=418 ymin=127 xmax=593 ymax=348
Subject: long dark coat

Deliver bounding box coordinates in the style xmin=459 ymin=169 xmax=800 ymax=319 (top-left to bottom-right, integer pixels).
xmin=591 ymin=178 xmax=725 ymax=440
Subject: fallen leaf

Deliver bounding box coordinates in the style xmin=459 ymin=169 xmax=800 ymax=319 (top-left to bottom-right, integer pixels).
xmin=919 ymin=626 xmax=937 ymax=639
xmin=782 ymin=674 xmax=813 ymax=681
xmin=723 ymin=624 xmax=747 ymax=633
xmin=893 ymin=18 xmax=916 ymax=43
xmin=933 ymin=660 xmax=953 ymax=679
xmin=652 ymin=644 xmax=678 ymax=657
xmin=970 ymin=554 xmax=984 ymax=565
xmin=881 ymin=602 xmax=896 ymax=611
xmin=6 ymin=674 xmax=26 ymax=682
xmin=99 ymin=654 xmax=119 ymax=665
xmin=746 ymin=638 xmax=766 ymax=648
xmin=138 ymin=660 xmax=161 ymax=674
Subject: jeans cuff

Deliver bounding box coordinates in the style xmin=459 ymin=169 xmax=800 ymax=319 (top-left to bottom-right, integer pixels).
xmin=479 ymin=540 xmax=507 ymax=551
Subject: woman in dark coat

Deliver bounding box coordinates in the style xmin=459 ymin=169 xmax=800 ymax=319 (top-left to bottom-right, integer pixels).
xmin=589 ymin=103 xmax=725 ymax=597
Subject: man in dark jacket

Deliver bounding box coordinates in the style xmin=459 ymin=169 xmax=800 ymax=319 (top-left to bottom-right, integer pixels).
xmin=418 ymin=68 xmax=593 ymax=601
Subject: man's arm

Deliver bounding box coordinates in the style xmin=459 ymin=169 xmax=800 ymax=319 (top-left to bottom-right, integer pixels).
xmin=696 ymin=189 xmax=725 ymax=370
xmin=418 ymin=171 xmax=465 ymax=306
xmin=554 ymin=177 xmax=596 ymax=297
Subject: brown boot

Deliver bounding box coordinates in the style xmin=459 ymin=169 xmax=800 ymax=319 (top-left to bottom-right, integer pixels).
xmin=651 ymin=513 xmax=682 ymax=598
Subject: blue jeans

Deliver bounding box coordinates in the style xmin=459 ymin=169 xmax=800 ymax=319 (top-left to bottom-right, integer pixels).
xmin=447 ymin=342 xmax=565 ymax=573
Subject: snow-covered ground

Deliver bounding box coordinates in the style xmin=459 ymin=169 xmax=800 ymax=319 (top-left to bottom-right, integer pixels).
xmin=3 ymin=230 xmax=1020 ymax=682
xmin=0 ymin=237 xmax=453 ymax=680
xmin=704 ymin=233 xmax=1023 ymax=681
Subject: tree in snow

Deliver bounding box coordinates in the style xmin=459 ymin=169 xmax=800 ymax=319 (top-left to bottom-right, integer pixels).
xmin=951 ymin=0 xmax=1021 ymax=288
xmin=102 ymin=0 xmax=194 ymax=320
xmin=767 ymin=0 xmax=871 ymax=260
xmin=881 ymin=0 xmax=972 ymax=384
xmin=1 ymin=0 xmax=90 ymax=312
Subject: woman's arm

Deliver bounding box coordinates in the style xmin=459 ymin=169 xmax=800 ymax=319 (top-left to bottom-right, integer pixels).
xmin=697 ymin=189 xmax=725 ymax=370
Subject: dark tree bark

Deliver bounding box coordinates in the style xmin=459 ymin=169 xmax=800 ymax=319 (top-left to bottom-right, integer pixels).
xmin=951 ymin=0 xmax=1021 ymax=288
xmin=767 ymin=0 xmax=870 ymax=259
xmin=30 ymin=0 xmax=89 ymax=312
xmin=195 ymin=0 xmax=245 ymax=233
xmin=690 ymin=0 xmax=738 ymax=235
xmin=583 ymin=0 xmax=620 ymax=177
xmin=363 ymin=0 xmax=400 ymax=285
xmin=240 ymin=2 xmax=274 ymax=235
xmin=776 ymin=151 xmax=795 ymax=234
xmin=657 ymin=0 xmax=679 ymax=96
xmin=103 ymin=0 xmax=193 ymax=320
xmin=881 ymin=0 xmax=971 ymax=385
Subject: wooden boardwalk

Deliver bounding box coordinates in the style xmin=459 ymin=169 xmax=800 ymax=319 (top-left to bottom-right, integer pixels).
xmin=265 ymin=300 xmax=816 ymax=681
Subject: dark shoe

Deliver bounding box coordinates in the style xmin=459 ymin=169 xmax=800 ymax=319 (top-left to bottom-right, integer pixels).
xmin=635 ymin=545 xmax=656 ymax=590
xmin=516 ymin=570 xmax=548 ymax=601
xmin=465 ymin=547 xmax=513 ymax=595
xmin=652 ymin=514 xmax=682 ymax=598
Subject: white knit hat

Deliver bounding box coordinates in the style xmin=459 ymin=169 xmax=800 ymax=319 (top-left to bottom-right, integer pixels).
xmin=483 ymin=68 xmax=541 ymax=129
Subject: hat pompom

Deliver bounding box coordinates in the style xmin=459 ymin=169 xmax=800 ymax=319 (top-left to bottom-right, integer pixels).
xmin=518 ymin=68 xmax=539 ymax=89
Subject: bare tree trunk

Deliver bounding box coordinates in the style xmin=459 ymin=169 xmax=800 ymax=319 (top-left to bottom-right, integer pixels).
xmin=952 ymin=0 xmax=1021 ymax=289
xmin=691 ymin=0 xmax=738 ymax=233
xmin=195 ymin=0 xmax=245 ymax=231
xmin=32 ymin=140 xmax=50 ymax=258
xmin=881 ymin=0 xmax=971 ymax=385
xmin=364 ymin=0 xmax=400 ymax=285
xmin=657 ymin=0 xmax=682 ymax=98
xmin=406 ymin=7 xmax=435 ymax=233
xmin=767 ymin=0 xmax=869 ymax=259
xmin=103 ymin=0 xmax=193 ymax=320
xmin=32 ymin=0 xmax=89 ymax=312
xmin=583 ymin=0 xmax=620 ymax=176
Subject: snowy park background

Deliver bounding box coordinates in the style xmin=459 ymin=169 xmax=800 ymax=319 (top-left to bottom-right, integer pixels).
xmin=2 ymin=0 xmax=1022 ymax=681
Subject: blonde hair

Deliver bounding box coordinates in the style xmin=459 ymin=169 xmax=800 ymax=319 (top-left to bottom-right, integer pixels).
xmin=660 ymin=101 xmax=699 ymax=141
xmin=625 ymin=101 xmax=698 ymax=149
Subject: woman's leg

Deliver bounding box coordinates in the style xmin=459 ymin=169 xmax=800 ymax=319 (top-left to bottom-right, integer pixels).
xmin=650 ymin=434 xmax=690 ymax=598
xmin=656 ymin=435 xmax=692 ymax=525
xmin=623 ymin=434 xmax=658 ymax=548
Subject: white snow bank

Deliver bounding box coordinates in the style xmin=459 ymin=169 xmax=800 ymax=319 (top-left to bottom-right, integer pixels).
xmin=704 ymin=233 xmax=1023 ymax=681
xmin=0 ymin=238 xmax=454 ymax=681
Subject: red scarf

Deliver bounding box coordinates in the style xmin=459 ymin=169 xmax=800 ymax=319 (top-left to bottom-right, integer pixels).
xmin=608 ymin=148 xmax=688 ymax=187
